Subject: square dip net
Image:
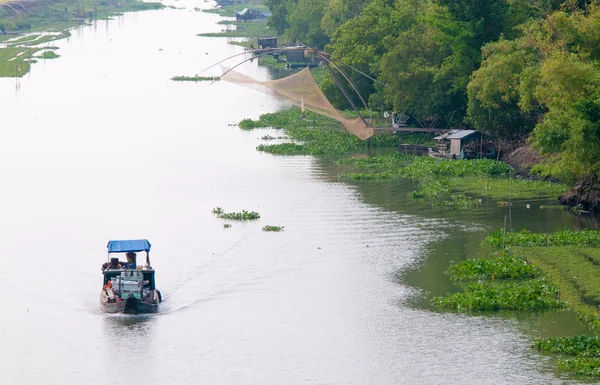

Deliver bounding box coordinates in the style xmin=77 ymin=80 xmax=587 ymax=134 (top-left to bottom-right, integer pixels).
xmin=220 ymin=66 xmax=374 ymax=140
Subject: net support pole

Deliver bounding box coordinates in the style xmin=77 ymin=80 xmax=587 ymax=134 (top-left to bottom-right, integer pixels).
xmin=322 ymin=62 xmax=369 ymax=128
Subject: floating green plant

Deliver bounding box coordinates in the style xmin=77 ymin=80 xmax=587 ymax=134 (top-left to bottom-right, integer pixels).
xmin=257 ymin=143 xmax=307 ymax=155
xmin=533 ymin=336 xmax=600 ymax=377
xmin=223 ymin=224 xmax=231 ymax=228
xmin=432 ymin=251 xmax=561 ymax=311
xmin=171 ymin=75 xmax=219 ymax=82
xmin=447 ymin=252 xmax=541 ymax=281
xmin=240 ymin=107 xmax=427 ymax=155
xmin=483 ymin=229 xmax=600 ymax=249
xmin=431 ymin=278 xmax=562 ymax=311
xmin=262 ymin=225 xmax=284 ymax=232
xmin=37 ymin=50 xmax=60 ymax=59
xmin=212 ymin=207 xmax=260 ymax=221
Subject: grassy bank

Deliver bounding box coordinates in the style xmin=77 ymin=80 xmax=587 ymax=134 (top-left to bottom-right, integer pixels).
xmin=198 ymin=20 xmax=275 ymax=39
xmin=240 ymin=106 xmax=567 ymax=208
xmin=339 ymin=154 xmax=566 ymax=208
xmin=432 ymin=251 xmax=562 ymax=311
xmin=240 ymin=107 xmax=429 ymax=155
xmin=475 ymin=229 xmax=600 ymax=378
xmin=0 ymin=0 xmax=164 ymax=77
xmin=202 ymin=3 xmax=268 ymax=18
xmin=198 ymin=2 xmax=274 ymax=43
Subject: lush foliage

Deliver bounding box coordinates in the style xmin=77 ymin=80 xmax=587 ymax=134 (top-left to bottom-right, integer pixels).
xmin=212 ymin=207 xmax=261 ymax=221
xmin=467 ymin=7 xmax=600 ymax=183
xmin=258 ymin=0 xmax=600 ymax=189
xmin=483 ymin=229 xmax=600 ymax=249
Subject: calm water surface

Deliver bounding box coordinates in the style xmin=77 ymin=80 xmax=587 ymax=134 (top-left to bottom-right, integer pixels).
xmin=0 ymin=2 xmax=595 ymax=384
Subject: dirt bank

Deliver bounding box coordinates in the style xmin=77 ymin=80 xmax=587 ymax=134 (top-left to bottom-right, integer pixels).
xmin=558 ymin=178 xmax=600 ymax=212
xmin=503 ymin=145 xmax=600 ymax=212
xmin=502 ymin=145 xmax=544 ymax=178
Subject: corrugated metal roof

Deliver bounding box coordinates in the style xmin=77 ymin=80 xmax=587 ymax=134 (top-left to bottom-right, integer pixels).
xmin=446 ymin=130 xmax=480 ymax=139
xmin=434 ymin=129 xmax=459 ymax=140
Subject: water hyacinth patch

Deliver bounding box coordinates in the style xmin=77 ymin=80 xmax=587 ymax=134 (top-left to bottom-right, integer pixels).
xmin=262 ymin=225 xmax=284 ymax=232
xmin=533 ymin=336 xmax=600 ymax=377
xmin=257 ymin=143 xmax=307 ymax=155
xmin=533 ymin=335 xmax=600 ymax=357
xmin=432 ymin=251 xmax=561 ymax=311
xmin=558 ymin=358 xmax=600 ymax=377
xmin=483 ymin=229 xmax=600 ymax=249
xmin=212 ymin=207 xmax=260 ymax=221
xmin=241 ymin=108 xmax=428 ymax=155
xmin=447 ymin=252 xmax=541 ymax=281
xmin=171 ymin=75 xmax=220 ymax=82
xmin=431 ymin=278 xmax=562 ymax=311
xmin=339 ymin=154 xmax=512 ymax=178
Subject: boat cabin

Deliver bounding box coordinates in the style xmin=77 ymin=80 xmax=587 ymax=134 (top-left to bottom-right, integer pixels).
xmin=102 ymin=239 xmax=157 ymax=300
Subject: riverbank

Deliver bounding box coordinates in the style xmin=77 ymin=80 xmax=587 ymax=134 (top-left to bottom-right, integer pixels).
xmin=239 ymin=107 xmax=568 ymax=209
xmin=197 ymin=2 xmax=275 ymax=45
xmin=0 ymin=0 xmax=164 ymax=77
xmin=475 ymin=229 xmax=600 ymax=378
xmin=240 ymin=103 xmax=600 ymax=379
xmin=430 ymin=229 xmax=600 ymax=379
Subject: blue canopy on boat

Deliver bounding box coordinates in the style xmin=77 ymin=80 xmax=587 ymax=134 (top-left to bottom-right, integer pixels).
xmin=107 ymin=239 xmax=151 ymax=253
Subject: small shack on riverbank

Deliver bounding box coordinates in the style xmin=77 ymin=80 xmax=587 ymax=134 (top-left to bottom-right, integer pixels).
xmin=258 ymin=37 xmax=277 ymax=49
xmin=430 ymin=129 xmax=496 ymax=159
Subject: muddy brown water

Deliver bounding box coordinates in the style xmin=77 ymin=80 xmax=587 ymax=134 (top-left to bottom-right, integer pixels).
xmin=0 ymin=2 xmax=596 ymax=384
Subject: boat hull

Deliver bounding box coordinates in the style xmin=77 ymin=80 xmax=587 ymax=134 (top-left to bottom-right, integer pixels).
xmin=100 ymin=290 xmax=161 ymax=314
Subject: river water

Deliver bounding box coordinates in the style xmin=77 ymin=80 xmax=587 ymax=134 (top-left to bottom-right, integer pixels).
xmin=0 ymin=2 xmax=596 ymax=384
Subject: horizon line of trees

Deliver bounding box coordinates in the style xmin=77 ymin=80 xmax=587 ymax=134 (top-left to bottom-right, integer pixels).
xmin=264 ymin=0 xmax=600 ymax=185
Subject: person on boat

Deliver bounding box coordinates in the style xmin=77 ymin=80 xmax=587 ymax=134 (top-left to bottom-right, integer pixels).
xmin=123 ymin=252 xmax=137 ymax=269
xmin=102 ymin=257 xmax=122 ymax=270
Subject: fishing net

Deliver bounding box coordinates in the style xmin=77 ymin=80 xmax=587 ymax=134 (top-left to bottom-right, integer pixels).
xmin=220 ymin=66 xmax=374 ymax=140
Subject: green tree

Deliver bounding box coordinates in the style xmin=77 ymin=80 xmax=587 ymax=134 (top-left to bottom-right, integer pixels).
xmin=467 ymin=39 xmax=540 ymax=140
xmin=322 ymin=0 xmax=370 ymax=36
xmin=325 ymin=0 xmax=416 ymax=109
xmin=265 ymin=0 xmax=295 ymax=35
xmin=379 ymin=4 xmax=475 ymax=125
xmin=285 ymin=0 xmax=330 ymax=48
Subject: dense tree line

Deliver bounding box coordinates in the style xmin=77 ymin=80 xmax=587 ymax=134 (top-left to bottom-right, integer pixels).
xmin=264 ymin=0 xmax=600 ymax=185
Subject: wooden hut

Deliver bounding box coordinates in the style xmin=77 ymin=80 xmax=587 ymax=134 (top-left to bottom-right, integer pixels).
xmin=258 ymin=37 xmax=277 ymax=49
xmin=430 ymin=129 xmax=494 ymax=159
